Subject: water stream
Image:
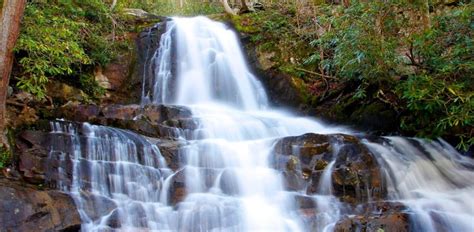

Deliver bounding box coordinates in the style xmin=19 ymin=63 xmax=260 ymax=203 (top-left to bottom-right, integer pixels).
xmin=50 ymin=16 xmax=474 ymax=231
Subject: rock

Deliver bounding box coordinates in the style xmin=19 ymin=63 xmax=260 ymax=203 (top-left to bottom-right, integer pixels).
xmin=350 ymin=101 xmax=399 ymax=134
xmin=95 ymin=52 xmax=136 ymax=93
xmin=136 ymin=21 xmax=177 ymax=104
xmin=46 ymin=80 xmax=85 ymax=104
xmin=12 ymin=91 xmax=35 ymax=103
xmin=0 ymin=178 xmax=81 ymax=232
xmin=16 ymin=131 xmax=49 ymax=185
xmin=219 ymin=169 xmax=240 ymax=195
xmin=156 ymin=140 xmax=186 ymax=171
xmin=94 ymin=67 xmax=112 ymax=89
xmin=79 ymin=191 xmax=117 ymax=222
xmin=15 ymin=121 xmax=188 ymax=193
xmin=334 ymin=202 xmax=410 ymax=232
xmin=256 ymin=49 xmax=276 ymax=70
xmin=272 ymin=133 xmax=386 ymax=204
xmin=122 ymin=8 xmax=163 ymax=21
xmin=52 ymin=104 xmax=194 ymax=139
xmin=7 ymin=86 xmax=13 ymax=97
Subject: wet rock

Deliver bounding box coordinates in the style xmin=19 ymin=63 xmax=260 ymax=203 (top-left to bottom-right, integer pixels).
xmin=168 ymin=172 xmax=186 ymax=206
xmin=335 ymin=204 xmax=410 ymax=232
xmin=244 ymin=42 xmax=306 ymax=109
xmin=0 ymin=178 xmax=81 ymax=232
xmin=52 ymin=104 xmax=194 ymax=139
xmin=219 ymin=169 xmax=240 ymax=195
xmin=16 ymin=120 xmax=188 ymax=191
xmin=79 ymin=191 xmax=117 ymax=222
xmin=294 ymin=194 xmax=317 ymax=210
xmin=156 ymin=140 xmax=187 ymax=171
xmin=168 ymin=167 xmax=223 ymax=206
xmin=273 ymin=133 xmax=386 ymax=204
xmin=283 ymin=170 xmax=306 ymax=191
xmin=136 ymin=21 xmax=174 ymax=103
xmin=102 ymin=104 xmax=142 ymax=120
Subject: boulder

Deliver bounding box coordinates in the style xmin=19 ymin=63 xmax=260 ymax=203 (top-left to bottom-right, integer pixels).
xmin=272 ymin=133 xmax=386 ymax=204
xmin=46 ymin=80 xmax=85 ymax=104
xmin=334 ymin=202 xmax=410 ymax=232
xmin=0 ymin=178 xmax=81 ymax=232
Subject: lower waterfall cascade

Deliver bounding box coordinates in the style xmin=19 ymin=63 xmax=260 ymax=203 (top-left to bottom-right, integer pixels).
xmin=47 ymin=17 xmax=474 ymax=232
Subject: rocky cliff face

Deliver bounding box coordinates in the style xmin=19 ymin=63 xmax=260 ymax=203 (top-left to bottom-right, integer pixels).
xmin=3 ymin=102 xmax=410 ymax=232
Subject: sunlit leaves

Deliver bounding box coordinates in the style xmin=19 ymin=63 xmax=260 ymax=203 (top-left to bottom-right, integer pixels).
xmin=14 ymin=0 xmax=112 ymax=98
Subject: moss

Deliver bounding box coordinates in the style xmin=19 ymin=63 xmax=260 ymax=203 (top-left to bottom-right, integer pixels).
xmin=314 ymin=159 xmax=328 ymax=171
xmin=231 ymin=15 xmax=261 ymax=34
xmin=286 ymin=155 xmax=299 ymax=171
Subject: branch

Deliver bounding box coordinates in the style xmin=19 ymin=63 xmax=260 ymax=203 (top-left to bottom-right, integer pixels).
xmin=294 ymin=67 xmax=337 ymax=80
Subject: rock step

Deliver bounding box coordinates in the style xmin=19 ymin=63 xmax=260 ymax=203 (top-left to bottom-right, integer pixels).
xmin=52 ymin=104 xmax=196 ymax=139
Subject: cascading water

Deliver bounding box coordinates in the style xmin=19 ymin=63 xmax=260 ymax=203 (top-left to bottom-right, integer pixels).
xmin=49 ymin=122 xmax=172 ymax=231
xmin=364 ymin=138 xmax=474 ymax=232
xmin=50 ymin=16 xmax=474 ymax=232
xmin=142 ymin=16 xmax=348 ymax=231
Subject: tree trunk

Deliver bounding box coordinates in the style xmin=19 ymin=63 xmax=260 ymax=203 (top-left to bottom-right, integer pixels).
xmin=240 ymin=0 xmax=250 ymax=12
xmin=110 ymin=0 xmax=118 ymax=10
xmin=422 ymin=0 xmax=431 ymax=29
xmin=220 ymin=0 xmax=236 ymax=15
xmin=0 ymin=0 xmax=27 ymax=146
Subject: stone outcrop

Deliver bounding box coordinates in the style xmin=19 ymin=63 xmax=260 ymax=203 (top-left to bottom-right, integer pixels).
xmin=16 ymin=135 xmax=176 ymax=188
xmin=271 ymin=133 xmax=410 ymax=231
xmin=0 ymin=177 xmax=81 ymax=232
xmin=51 ymin=104 xmax=194 ymax=139
xmin=334 ymin=202 xmax=410 ymax=232
xmin=272 ymin=133 xmax=386 ymax=204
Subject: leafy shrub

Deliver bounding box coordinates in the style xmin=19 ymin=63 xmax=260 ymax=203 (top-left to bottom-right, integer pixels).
xmin=0 ymin=145 xmax=9 ymax=169
xmin=398 ymin=5 xmax=473 ymax=149
xmin=306 ymin=3 xmax=406 ymax=86
xmin=116 ymin=0 xmax=222 ymax=16
xmin=14 ymin=0 xmax=113 ymax=99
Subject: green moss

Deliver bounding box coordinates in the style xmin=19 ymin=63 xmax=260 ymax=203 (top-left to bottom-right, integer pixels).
xmin=0 ymin=145 xmax=10 ymax=169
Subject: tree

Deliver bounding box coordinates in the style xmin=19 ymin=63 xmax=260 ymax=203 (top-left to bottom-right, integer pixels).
xmin=239 ymin=0 xmax=250 ymax=13
xmin=220 ymin=0 xmax=236 ymax=15
xmin=0 ymin=0 xmax=27 ymax=147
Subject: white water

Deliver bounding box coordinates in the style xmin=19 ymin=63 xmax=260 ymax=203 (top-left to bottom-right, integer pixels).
xmin=147 ymin=17 xmax=348 ymax=231
xmin=50 ymin=122 xmax=172 ymax=231
xmin=51 ymin=16 xmax=474 ymax=232
xmin=364 ymin=138 xmax=474 ymax=232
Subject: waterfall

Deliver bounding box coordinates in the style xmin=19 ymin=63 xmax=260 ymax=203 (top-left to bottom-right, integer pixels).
xmin=49 ymin=121 xmax=172 ymax=231
xmin=50 ymin=16 xmax=474 ymax=232
xmin=364 ymin=138 xmax=474 ymax=232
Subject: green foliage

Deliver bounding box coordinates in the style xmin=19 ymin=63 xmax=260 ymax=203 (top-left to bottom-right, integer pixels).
xmin=15 ymin=0 xmax=113 ymax=99
xmin=245 ymin=1 xmax=473 ymax=149
xmin=116 ymin=0 xmax=222 ymax=16
xmin=306 ymin=3 xmax=406 ymax=86
xmin=0 ymin=145 xmax=9 ymax=169
xmin=398 ymin=5 xmax=473 ymax=149
xmin=300 ymin=2 xmax=473 ymax=149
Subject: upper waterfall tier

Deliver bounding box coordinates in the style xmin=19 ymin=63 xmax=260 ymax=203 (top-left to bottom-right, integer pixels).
xmin=142 ymin=16 xmax=269 ymax=110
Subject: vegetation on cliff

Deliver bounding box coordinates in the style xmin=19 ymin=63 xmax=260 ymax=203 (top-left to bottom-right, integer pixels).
xmin=231 ymin=1 xmax=473 ymax=150
xmin=1 ymin=0 xmax=472 ymax=164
